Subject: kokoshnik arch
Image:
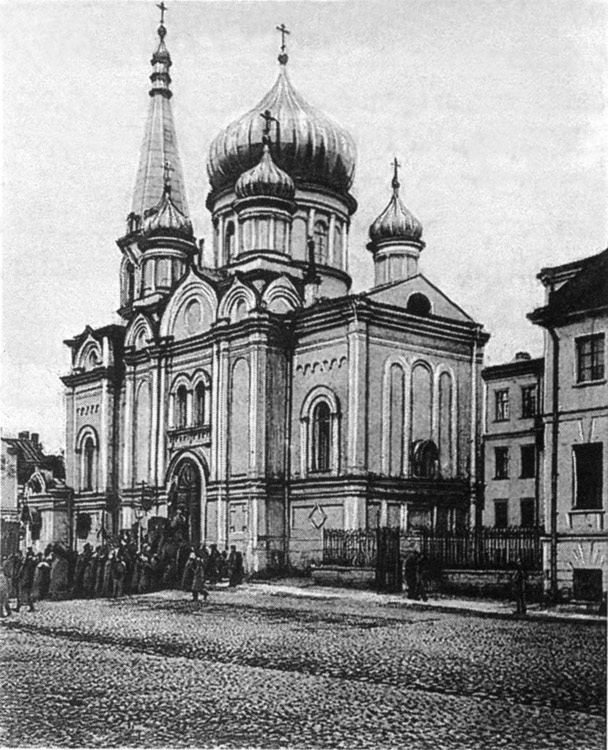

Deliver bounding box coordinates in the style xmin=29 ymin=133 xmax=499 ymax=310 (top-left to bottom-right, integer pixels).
xmin=61 ymin=11 xmax=489 ymax=571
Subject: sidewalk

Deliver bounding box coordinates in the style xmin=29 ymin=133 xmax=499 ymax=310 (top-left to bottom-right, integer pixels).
xmin=247 ymin=578 xmax=607 ymax=625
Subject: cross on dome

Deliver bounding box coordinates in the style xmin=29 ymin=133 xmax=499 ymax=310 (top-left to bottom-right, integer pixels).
xmin=392 ymin=157 xmax=401 ymax=191
xmin=157 ymin=2 xmax=167 ymax=25
xmin=276 ymin=23 xmax=290 ymax=65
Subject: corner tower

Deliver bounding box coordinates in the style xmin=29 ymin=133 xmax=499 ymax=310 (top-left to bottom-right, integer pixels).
xmin=117 ymin=8 xmax=196 ymax=319
xmin=206 ymin=28 xmax=357 ymax=298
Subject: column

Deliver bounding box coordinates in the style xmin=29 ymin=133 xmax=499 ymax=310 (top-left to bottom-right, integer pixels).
xmin=122 ymin=373 xmax=134 ymax=487
xmin=328 ymin=214 xmax=336 ymax=265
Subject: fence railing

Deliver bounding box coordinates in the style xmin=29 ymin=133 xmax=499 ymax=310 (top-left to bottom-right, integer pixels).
xmin=323 ymin=526 xmax=544 ymax=571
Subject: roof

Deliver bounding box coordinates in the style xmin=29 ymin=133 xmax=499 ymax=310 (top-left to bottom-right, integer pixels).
xmin=529 ymin=248 xmax=608 ymax=326
xmin=2 ymin=437 xmax=46 ymax=465
xmin=482 ymin=356 xmax=544 ymax=381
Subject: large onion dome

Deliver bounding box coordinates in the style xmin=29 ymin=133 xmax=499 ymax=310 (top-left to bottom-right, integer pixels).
xmin=235 ymin=138 xmax=295 ymax=200
xmin=207 ymin=57 xmax=356 ymax=196
xmin=369 ymin=163 xmax=423 ymax=243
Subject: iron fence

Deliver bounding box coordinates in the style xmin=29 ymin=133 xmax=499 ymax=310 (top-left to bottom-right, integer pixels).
xmin=323 ymin=526 xmax=543 ymax=571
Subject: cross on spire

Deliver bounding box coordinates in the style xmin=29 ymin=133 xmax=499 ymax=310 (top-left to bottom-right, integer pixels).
xmin=260 ymin=109 xmax=277 ymax=141
xmin=157 ymin=2 xmax=167 ymax=25
xmin=391 ymin=157 xmax=401 ymax=191
xmin=276 ymin=23 xmax=290 ymax=52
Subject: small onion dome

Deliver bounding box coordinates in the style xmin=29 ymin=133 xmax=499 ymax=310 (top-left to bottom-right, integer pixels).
xmin=369 ymin=168 xmax=423 ymax=243
xmin=235 ymin=140 xmax=295 ymax=201
xmin=207 ymin=62 xmax=356 ymax=195
xmin=143 ymin=188 xmax=193 ymax=238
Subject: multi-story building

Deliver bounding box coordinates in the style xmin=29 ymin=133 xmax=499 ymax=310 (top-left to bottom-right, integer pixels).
xmin=529 ymin=248 xmax=608 ymax=602
xmin=59 ymin=14 xmax=489 ymax=572
xmin=482 ymin=353 xmax=544 ymax=528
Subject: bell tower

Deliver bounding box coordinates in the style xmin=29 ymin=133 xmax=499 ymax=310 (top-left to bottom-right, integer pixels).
xmin=117 ymin=5 xmax=196 ymax=318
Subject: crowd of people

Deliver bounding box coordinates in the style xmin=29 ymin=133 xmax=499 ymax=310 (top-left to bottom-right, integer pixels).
xmin=0 ymin=526 xmax=245 ymax=616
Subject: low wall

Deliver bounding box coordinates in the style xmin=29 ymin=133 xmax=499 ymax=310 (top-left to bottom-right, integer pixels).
xmin=312 ymin=565 xmax=544 ymax=600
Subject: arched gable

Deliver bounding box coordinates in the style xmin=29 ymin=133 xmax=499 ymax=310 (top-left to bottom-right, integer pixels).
xmin=192 ymin=369 xmax=212 ymax=389
xmin=165 ymin=447 xmax=210 ymax=487
xmin=217 ymin=277 xmax=257 ymax=322
xmin=125 ymin=313 xmax=154 ymax=351
xmin=262 ymin=276 xmax=301 ymax=314
xmin=75 ymin=336 xmax=103 ymax=371
xmin=300 ymin=385 xmax=340 ymax=419
xmin=160 ymin=271 xmax=218 ymax=340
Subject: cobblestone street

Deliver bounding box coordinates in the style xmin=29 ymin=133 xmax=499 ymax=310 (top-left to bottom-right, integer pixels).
xmin=0 ymin=585 xmax=605 ymax=749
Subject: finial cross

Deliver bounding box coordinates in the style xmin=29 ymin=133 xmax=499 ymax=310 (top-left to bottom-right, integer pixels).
xmin=391 ymin=157 xmax=401 ymax=189
xmin=276 ymin=23 xmax=290 ymax=52
xmin=260 ymin=109 xmax=277 ymax=138
xmin=157 ymin=2 xmax=167 ymax=25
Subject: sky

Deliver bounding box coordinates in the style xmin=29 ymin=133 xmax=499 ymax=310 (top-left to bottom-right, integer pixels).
xmin=1 ymin=0 xmax=607 ymax=453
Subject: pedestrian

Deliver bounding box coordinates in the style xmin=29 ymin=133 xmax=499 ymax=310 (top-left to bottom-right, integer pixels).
xmin=48 ymin=543 xmax=70 ymax=600
xmin=190 ymin=555 xmax=209 ymax=603
xmin=228 ymin=547 xmax=244 ymax=588
xmin=110 ymin=551 xmax=127 ymax=598
xmin=0 ymin=566 xmax=11 ymax=617
xmin=32 ymin=553 xmax=51 ymax=604
xmin=415 ymin=552 xmax=429 ymax=602
xmin=16 ymin=549 xmax=36 ymax=612
xmin=404 ymin=551 xmax=419 ymax=599
xmin=511 ymin=557 xmax=527 ymax=616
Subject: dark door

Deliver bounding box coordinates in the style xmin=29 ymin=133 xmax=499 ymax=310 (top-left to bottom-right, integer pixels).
xmin=176 ymin=460 xmax=201 ymax=547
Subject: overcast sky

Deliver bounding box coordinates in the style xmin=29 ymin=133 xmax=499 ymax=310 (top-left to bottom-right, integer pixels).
xmin=2 ymin=0 xmax=607 ymax=452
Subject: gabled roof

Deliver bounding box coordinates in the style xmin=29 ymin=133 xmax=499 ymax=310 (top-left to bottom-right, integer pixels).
xmin=529 ymin=248 xmax=608 ymax=326
xmin=2 ymin=437 xmax=46 ymax=465
xmin=364 ymin=274 xmax=476 ymax=324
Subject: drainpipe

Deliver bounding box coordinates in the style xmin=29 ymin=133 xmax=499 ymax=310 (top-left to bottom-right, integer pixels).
xmin=283 ymin=336 xmax=294 ymax=572
xmin=547 ymin=327 xmax=560 ymax=603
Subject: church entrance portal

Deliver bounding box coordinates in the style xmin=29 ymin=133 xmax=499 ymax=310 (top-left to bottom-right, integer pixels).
xmin=170 ymin=459 xmax=202 ymax=548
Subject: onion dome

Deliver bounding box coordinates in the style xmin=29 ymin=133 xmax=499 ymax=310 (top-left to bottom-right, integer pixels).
xmin=235 ymin=132 xmax=295 ymax=200
xmin=142 ymin=164 xmax=193 ymax=238
xmin=128 ymin=16 xmax=190 ymax=233
xmin=207 ymin=48 xmax=356 ymax=195
xmin=369 ymin=160 xmax=423 ymax=243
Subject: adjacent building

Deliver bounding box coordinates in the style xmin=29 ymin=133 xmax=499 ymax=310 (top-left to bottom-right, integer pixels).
xmin=482 ymin=353 xmax=544 ymax=528
xmin=60 ymin=16 xmax=488 ymax=572
xmin=529 ymin=248 xmax=608 ymax=602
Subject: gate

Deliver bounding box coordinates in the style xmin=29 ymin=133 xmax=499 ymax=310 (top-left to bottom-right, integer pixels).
xmin=375 ymin=527 xmax=402 ymax=593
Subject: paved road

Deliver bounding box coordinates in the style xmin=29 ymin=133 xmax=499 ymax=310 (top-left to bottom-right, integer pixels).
xmin=0 ymin=586 xmax=605 ymax=749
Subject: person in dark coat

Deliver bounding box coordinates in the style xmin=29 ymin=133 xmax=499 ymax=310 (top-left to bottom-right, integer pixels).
xmin=16 ymin=550 xmax=36 ymax=612
xmin=48 ymin=544 xmax=70 ymax=601
xmin=83 ymin=549 xmax=98 ymax=597
xmin=206 ymin=544 xmax=222 ymax=585
xmin=511 ymin=557 xmax=528 ymax=616
xmin=190 ymin=555 xmax=209 ymax=603
xmin=404 ymin=551 xmax=419 ymax=599
xmin=228 ymin=546 xmax=245 ymax=588
xmin=5 ymin=552 xmax=22 ymax=600
xmin=110 ymin=551 xmax=127 ymax=598
xmin=72 ymin=544 xmax=92 ymax=598
xmin=415 ymin=553 xmax=429 ymax=602
xmin=182 ymin=553 xmax=196 ymax=591
xmin=0 ymin=565 xmax=11 ymax=617
xmin=32 ymin=554 xmax=51 ymax=603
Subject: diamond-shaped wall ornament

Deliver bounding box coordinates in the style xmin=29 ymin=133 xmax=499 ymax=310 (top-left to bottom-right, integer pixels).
xmin=308 ymin=503 xmax=328 ymax=530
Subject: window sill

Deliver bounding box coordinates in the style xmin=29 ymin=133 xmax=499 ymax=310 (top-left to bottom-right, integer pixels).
xmin=569 ymin=508 xmax=605 ymax=515
xmin=493 ymin=477 xmax=509 ymax=481
xmin=573 ymin=379 xmax=606 ymax=389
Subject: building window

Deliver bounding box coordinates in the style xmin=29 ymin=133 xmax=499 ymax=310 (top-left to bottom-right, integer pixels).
xmin=314 ymin=220 xmax=329 ymax=264
xmin=494 ymin=389 xmax=509 ymax=421
xmin=494 ymin=499 xmax=508 ymax=528
xmin=573 ymin=443 xmax=603 ymax=509
xmin=520 ymin=498 xmax=535 ymax=527
xmin=576 ymin=334 xmax=605 ymax=383
xmin=312 ymin=401 xmax=331 ymax=472
xmin=521 ymin=385 xmax=537 ymax=418
xmin=83 ymin=437 xmax=96 ymax=492
xmin=224 ymin=221 xmax=236 ymax=261
xmin=194 ymin=382 xmax=206 ymax=426
xmin=494 ymin=447 xmax=509 ymax=479
xmin=572 ymin=569 xmax=603 ymax=602
xmin=176 ymin=385 xmax=188 ymax=429
xmin=520 ymin=444 xmax=536 ymax=479
xmin=411 ymin=440 xmax=439 ymax=479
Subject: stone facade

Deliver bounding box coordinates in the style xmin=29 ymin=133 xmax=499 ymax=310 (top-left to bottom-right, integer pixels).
xmin=60 ymin=19 xmax=488 ymax=573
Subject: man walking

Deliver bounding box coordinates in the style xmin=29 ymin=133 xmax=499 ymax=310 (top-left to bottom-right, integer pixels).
xmin=511 ymin=557 xmax=527 ymax=616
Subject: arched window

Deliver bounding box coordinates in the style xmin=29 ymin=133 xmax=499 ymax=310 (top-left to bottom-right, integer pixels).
xmin=176 ymin=385 xmax=188 ymax=429
xmin=312 ymin=401 xmax=331 ymax=472
xmin=411 ymin=440 xmax=439 ymax=479
xmin=224 ymin=221 xmax=236 ymax=262
xmin=194 ymin=382 xmax=206 ymax=425
xmin=314 ymin=220 xmax=329 ymax=264
xmin=83 ymin=437 xmax=96 ymax=491
xmin=407 ymin=293 xmax=432 ymax=316
xmin=125 ymin=261 xmax=134 ymax=303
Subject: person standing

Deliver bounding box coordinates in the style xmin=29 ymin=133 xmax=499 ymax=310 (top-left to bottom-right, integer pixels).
xmin=512 ymin=557 xmax=528 ymax=616
xmin=16 ymin=549 xmax=36 ymax=612
xmin=191 ymin=555 xmax=209 ymax=603
xmin=415 ymin=552 xmax=429 ymax=602
xmin=404 ymin=551 xmax=419 ymax=600
xmin=0 ymin=564 xmax=11 ymax=617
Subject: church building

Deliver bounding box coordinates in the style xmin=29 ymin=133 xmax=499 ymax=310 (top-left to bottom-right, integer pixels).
xmin=61 ymin=15 xmax=489 ymax=571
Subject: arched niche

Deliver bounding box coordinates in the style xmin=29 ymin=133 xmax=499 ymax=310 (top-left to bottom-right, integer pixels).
xmin=159 ymin=273 xmax=218 ymax=341
xmin=75 ymin=337 xmax=103 ymax=371
xmin=262 ymin=276 xmax=301 ymax=314
xmin=125 ymin=314 xmax=154 ymax=351
xmin=217 ymin=278 xmax=257 ymax=323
